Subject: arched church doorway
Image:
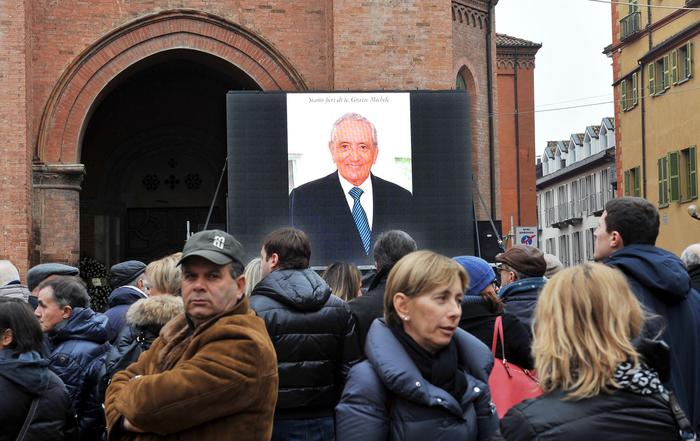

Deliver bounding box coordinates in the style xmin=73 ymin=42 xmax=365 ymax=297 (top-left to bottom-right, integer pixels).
xmin=80 ymin=49 xmax=260 ymax=265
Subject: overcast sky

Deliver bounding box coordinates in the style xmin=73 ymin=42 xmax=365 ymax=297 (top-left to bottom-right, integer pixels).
xmin=495 ymin=0 xmax=615 ymax=157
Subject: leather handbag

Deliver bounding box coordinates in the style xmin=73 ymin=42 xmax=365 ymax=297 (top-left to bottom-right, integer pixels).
xmin=488 ymin=315 xmax=543 ymax=418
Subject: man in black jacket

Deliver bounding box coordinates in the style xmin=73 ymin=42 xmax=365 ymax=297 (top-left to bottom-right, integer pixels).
xmin=347 ymin=230 xmax=417 ymax=353
xmin=250 ymin=227 xmax=360 ymax=441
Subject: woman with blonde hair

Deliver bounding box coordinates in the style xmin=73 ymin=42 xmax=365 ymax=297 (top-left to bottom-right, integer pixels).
xmin=144 ymin=252 xmax=182 ymax=296
xmin=322 ymin=262 xmax=362 ymax=301
xmin=500 ymin=262 xmax=683 ymax=440
xmin=336 ymin=250 xmax=499 ymax=441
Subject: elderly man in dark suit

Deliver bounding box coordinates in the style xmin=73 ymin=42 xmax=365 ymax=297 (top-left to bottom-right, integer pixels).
xmin=289 ymin=113 xmax=413 ymax=264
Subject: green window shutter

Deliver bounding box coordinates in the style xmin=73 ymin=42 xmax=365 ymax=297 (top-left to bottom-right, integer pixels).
xmin=632 ymin=72 xmax=638 ymax=105
xmin=624 ymin=170 xmax=630 ymax=196
xmin=648 ymin=63 xmax=656 ymax=95
xmin=620 ymin=81 xmax=628 ymax=110
xmin=658 ymin=158 xmax=664 ymax=204
xmin=671 ymin=50 xmax=678 ymax=84
xmin=662 ymin=55 xmax=670 ymax=89
xmin=690 ymin=146 xmax=697 ymax=199
xmin=634 ymin=167 xmax=641 ymax=197
xmin=688 ymin=42 xmax=694 ymax=79
xmin=669 ymin=151 xmax=680 ymax=201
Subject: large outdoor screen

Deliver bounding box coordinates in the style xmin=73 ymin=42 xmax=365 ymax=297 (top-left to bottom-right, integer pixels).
xmin=227 ymin=91 xmax=474 ymax=266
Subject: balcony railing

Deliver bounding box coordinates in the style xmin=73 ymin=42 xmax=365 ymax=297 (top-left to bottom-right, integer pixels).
xmin=543 ymin=190 xmax=615 ymax=228
xmin=620 ymin=11 xmax=641 ymax=40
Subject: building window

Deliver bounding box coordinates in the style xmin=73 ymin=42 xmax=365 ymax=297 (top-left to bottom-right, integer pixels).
xmin=620 ymin=72 xmax=638 ymax=111
xmin=456 ymin=73 xmax=467 ymax=90
xmin=680 ymin=42 xmax=694 ymax=81
xmin=572 ymin=232 xmax=583 ymax=265
xmin=681 ymin=146 xmax=698 ymax=201
xmin=546 ymin=238 xmax=556 ymax=255
xmin=545 ymin=190 xmax=554 ymax=226
xmin=559 ymin=235 xmax=570 ymax=267
xmin=658 ymin=156 xmax=669 ymax=206
xmin=585 ymin=228 xmax=595 ymax=261
xmin=624 ymin=166 xmax=641 ymax=197
xmin=557 ymin=184 xmax=568 ymax=221
xmin=600 ymin=168 xmax=609 ymax=206
xmin=650 ymin=55 xmax=671 ymax=95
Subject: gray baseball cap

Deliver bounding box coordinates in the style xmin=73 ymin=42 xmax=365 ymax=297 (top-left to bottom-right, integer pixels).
xmin=178 ymin=230 xmax=245 ymax=266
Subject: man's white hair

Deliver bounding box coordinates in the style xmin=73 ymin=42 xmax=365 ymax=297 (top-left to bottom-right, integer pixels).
xmin=681 ymin=243 xmax=700 ymax=269
xmin=0 ymin=260 xmax=20 ymax=286
xmin=330 ymin=113 xmax=378 ymax=146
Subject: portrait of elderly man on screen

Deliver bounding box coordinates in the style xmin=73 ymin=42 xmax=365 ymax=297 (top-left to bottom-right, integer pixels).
xmin=289 ymin=112 xmax=413 ymax=265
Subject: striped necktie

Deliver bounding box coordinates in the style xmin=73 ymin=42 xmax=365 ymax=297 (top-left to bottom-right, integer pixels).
xmin=349 ymin=187 xmax=371 ymax=255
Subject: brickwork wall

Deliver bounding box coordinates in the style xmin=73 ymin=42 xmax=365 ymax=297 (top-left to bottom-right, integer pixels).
xmin=0 ymin=0 xmax=32 ymax=275
xmin=452 ymin=4 xmax=493 ymax=219
xmin=30 ymin=1 xmax=332 ymax=156
xmin=3 ymin=0 xmax=494 ymax=269
xmin=333 ymin=0 xmax=453 ymax=89
xmin=496 ymin=63 xmax=537 ymax=240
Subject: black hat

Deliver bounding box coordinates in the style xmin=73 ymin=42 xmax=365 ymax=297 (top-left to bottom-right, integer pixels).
xmin=110 ymin=260 xmax=147 ymax=288
xmin=27 ymin=263 xmax=80 ymax=291
xmin=178 ymin=230 xmax=245 ymax=266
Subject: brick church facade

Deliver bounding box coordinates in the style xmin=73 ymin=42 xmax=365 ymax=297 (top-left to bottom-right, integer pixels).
xmin=1 ymin=0 xmax=538 ymax=272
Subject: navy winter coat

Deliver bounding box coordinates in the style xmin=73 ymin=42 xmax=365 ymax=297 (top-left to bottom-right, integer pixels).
xmin=336 ymin=319 xmax=499 ymax=441
xmin=498 ymin=277 xmax=546 ymax=329
xmin=605 ymin=244 xmax=700 ymax=431
xmin=0 ymin=349 xmax=77 ymax=441
xmin=250 ymin=268 xmax=361 ymax=419
xmin=47 ymin=307 xmax=110 ymax=440
xmin=103 ymin=286 xmax=147 ymax=342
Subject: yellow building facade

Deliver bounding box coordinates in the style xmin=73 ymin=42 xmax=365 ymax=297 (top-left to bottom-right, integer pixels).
xmin=608 ymin=0 xmax=700 ymax=254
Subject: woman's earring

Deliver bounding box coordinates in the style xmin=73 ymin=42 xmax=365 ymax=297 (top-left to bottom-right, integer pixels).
xmin=403 ymin=316 xmax=410 ymax=321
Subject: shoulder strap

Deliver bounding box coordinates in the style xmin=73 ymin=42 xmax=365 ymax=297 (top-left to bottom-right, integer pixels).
xmin=669 ymin=391 xmax=696 ymax=440
xmin=15 ymin=397 xmax=40 ymax=441
xmin=491 ymin=316 xmax=506 ymax=360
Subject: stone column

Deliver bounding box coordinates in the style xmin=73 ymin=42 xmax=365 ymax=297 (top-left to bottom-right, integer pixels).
xmin=32 ymin=164 xmax=85 ymax=265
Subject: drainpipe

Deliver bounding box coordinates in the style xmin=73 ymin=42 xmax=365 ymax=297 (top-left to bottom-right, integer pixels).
xmin=486 ymin=2 xmax=496 ymax=218
xmin=641 ymin=0 xmax=653 ymax=197
xmin=514 ymin=49 xmax=521 ymax=225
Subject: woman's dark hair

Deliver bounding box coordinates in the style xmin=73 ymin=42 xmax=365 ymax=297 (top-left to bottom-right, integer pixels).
xmin=0 ymin=298 xmax=46 ymax=356
xmin=482 ymin=289 xmax=504 ymax=314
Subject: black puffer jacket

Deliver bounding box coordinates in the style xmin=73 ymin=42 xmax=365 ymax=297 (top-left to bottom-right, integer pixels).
xmin=250 ymin=268 xmax=361 ymax=419
xmin=0 ymin=349 xmax=78 ymax=441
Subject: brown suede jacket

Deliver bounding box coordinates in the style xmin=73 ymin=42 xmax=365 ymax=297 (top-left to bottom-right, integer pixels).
xmin=105 ymin=297 xmax=278 ymax=441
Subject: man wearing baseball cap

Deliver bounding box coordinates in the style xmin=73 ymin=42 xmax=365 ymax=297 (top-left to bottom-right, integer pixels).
xmin=105 ymin=230 xmax=279 ymax=441
xmin=495 ymin=244 xmax=547 ymax=329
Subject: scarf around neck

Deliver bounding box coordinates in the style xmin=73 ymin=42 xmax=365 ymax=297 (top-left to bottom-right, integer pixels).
xmin=389 ymin=324 xmax=467 ymax=402
xmin=614 ymin=360 xmax=669 ymax=401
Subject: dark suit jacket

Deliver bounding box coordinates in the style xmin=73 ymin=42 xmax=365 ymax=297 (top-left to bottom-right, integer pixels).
xmin=289 ymin=172 xmax=413 ymax=265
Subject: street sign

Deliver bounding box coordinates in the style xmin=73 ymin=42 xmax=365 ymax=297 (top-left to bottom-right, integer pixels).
xmin=516 ymin=226 xmax=538 ymax=248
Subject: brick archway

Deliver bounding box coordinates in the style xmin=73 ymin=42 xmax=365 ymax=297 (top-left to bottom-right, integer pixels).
xmin=36 ymin=9 xmax=307 ymax=164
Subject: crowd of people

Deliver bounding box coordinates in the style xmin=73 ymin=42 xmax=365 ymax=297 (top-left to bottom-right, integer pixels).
xmin=1 ymin=196 xmax=699 ymax=441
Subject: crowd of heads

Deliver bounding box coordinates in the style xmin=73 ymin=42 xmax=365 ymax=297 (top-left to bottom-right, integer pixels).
xmin=1 ymin=195 xmax=699 ymax=440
